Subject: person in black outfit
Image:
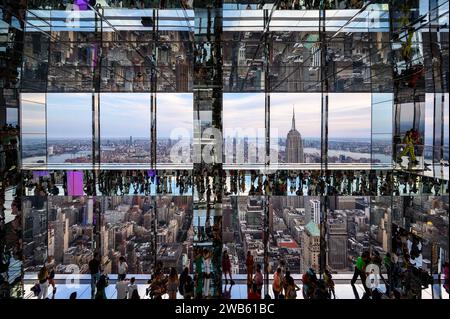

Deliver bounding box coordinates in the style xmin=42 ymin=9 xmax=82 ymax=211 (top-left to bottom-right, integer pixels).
xmin=88 ymin=253 xmax=101 ymax=299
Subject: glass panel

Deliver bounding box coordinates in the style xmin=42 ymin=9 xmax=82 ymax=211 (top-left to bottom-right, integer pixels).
xmin=328 ymin=93 xmax=371 ymax=164
xmin=100 ymin=93 xmax=151 ymax=164
xmin=271 ymin=93 xmax=321 ymax=165
xmin=223 ymin=93 xmax=265 ymax=165
xmin=21 ymin=93 xmax=47 ymax=165
xmin=157 ymin=93 xmax=193 ymax=164
xmin=47 ymin=93 xmax=92 ymax=165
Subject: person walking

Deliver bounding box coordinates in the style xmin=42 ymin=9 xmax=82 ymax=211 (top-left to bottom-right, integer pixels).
xmin=167 ymin=268 xmax=179 ymax=299
xmin=44 ymin=255 xmax=56 ymax=298
xmin=323 ymin=269 xmax=336 ymax=299
xmin=88 ymin=252 xmax=101 ymax=299
xmin=118 ymin=256 xmax=128 ymax=281
xmin=351 ymin=251 xmax=371 ymax=295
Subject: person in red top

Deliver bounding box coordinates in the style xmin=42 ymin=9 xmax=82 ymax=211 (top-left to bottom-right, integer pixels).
xmin=272 ymin=267 xmax=282 ymax=299
xmin=222 ymin=250 xmax=234 ymax=285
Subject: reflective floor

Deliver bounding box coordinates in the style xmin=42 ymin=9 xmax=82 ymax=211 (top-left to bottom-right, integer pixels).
xmin=23 ymin=282 xmax=448 ymax=300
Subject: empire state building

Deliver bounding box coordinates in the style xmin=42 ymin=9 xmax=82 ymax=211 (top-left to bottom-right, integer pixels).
xmin=286 ymin=108 xmax=304 ymax=163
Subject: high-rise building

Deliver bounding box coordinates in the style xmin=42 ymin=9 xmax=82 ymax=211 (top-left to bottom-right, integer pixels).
xmin=286 ymin=108 xmax=304 ymax=163
xmin=308 ymin=199 xmax=321 ymax=224
xmin=327 ymin=213 xmax=348 ymax=271
xmin=52 ymin=210 xmax=69 ymax=263
xmin=301 ymin=221 xmax=320 ymax=273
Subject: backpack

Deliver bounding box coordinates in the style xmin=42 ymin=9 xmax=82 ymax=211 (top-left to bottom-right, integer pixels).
xmin=31 ymin=283 xmax=41 ymax=296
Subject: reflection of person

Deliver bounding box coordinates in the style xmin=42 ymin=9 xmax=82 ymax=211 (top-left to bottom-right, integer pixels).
xmin=397 ymin=129 xmax=420 ymax=166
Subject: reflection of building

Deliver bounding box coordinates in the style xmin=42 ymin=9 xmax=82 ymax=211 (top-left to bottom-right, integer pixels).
xmin=307 ymin=199 xmax=321 ymax=224
xmin=51 ymin=210 xmax=69 ymax=263
xmin=246 ymin=197 xmax=263 ymax=228
xmin=158 ymin=243 xmax=183 ymax=271
xmin=327 ymin=213 xmax=348 ymax=271
xmin=223 ymin=197 xmax=234 ymax=243
xmin=286 ymin=108 xmax=304 ymax=163
xmin=301 ymin=221 xmax=320 ymax=273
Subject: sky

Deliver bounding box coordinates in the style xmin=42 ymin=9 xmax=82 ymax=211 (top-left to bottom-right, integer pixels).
xmin=21 ymin=92 xmax=396 ymax=140
xmin=21 ymin=93 xmax=193 ymax=139
xmin=224 ymin=92 xmax=393 ymax=139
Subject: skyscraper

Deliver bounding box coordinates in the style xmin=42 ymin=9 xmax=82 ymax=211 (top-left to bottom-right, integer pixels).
xmin=301 ymin=221 xmax=320 ymax=273
xmin=327 ymin=213 xmax=348 ymax=271
xmin=286 ymin=108 xmax=304 ymax=163
xmin=308 ymin=199 xmax=321 ymax=224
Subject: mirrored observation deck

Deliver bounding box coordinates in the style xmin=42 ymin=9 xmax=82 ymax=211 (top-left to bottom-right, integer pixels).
xmin=0 ymin=0 xmax=448 ymax=300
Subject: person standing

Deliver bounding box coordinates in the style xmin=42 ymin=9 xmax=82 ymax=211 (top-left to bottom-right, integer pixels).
xmin=253 ymin=264 xmax=263 ymax=295
xmin=115 ymin=277 xmax=129 ymax=299
xmin=272 ymin=268 xmax=282 ymax=299
xmin=167 ymin=268 xmax=179 ymax=299
xmin=118 ymin=256 xmax=128 ymax=281
xmin=222 ymin=250 xmax=234 ymax=285
xmin=183 ymin=276 xmax=194 ymax=299
xmin=203 ymin=249 xmax=212 ymax=297
xmin=88 ymin=253 xmax=101 ymax=299
xmin=95 ymin=274 xmax=108 ymax=299
xmin=178 ymin=267 xmax=189 ymax=298
xmin=245 ymin=251 xmax=254 ymax=288
xmin=285 ymin=276 xmax=300 ymax=299
xmin=37 ymin=266 xmax=49 ymax=299
xmin=127 ymin=277 xmax=138 ymax=298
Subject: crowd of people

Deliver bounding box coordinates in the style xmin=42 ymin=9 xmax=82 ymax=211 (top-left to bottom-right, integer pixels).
xmin=21 ymin=168 xmax=448 ymax=198
xmin=30 ymin=245 xmax=449 ymax=300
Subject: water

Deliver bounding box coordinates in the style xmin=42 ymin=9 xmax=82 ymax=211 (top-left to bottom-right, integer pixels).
xmin=48 ymin=151 xmax=91 ymax=163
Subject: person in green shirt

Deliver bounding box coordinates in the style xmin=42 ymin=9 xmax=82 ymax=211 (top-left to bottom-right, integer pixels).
xmin=351 ymin=251 xmax=371 ymax=293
